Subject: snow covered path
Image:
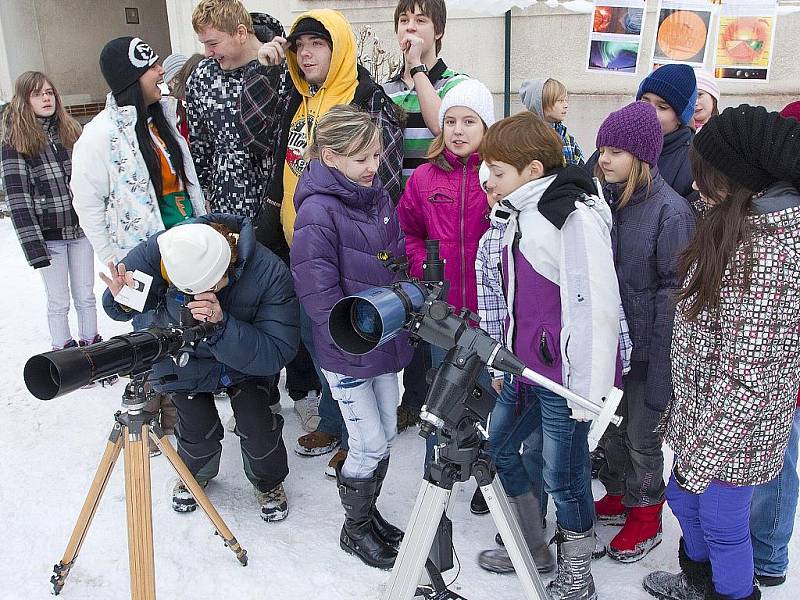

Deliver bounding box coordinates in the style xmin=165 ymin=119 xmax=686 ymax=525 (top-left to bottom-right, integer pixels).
xmin=1 ymin=219 xmax=797 ymax=600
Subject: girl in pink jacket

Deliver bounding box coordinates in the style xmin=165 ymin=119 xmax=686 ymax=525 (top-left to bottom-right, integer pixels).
xmin=397 ymin=79 xmax=495 ymax=316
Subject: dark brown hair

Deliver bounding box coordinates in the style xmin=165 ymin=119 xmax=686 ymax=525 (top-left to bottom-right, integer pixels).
xmin=0 ymin=71 xmax=81 ymax=156
xmin=677 ymin=146 xmax=755 ymax=320
xmin=479 ymin=112 xmax=564 ymax=173
xmin=394 ymin=0 xmax=447 ymax=55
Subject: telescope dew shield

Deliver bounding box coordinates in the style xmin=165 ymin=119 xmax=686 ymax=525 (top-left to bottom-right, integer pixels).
xmin=329 ymin=281 xmax=426 ymax=355
xmin=23 ymin=329 xmax=183 ymax=400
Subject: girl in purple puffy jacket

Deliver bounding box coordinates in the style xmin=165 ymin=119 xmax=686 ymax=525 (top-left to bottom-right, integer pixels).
xmin=291 ymin=105 xmax=412 ymax=571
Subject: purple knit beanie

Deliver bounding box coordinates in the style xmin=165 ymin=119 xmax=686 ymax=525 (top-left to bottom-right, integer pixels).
xmin=596 ymin=102 xmax=663 ymax=167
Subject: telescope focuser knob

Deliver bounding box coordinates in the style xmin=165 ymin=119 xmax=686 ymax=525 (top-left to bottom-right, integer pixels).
xmin=429 ymin=301 xmax=450 ymax=321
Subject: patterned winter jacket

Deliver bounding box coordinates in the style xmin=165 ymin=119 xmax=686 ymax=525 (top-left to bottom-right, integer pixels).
xmin=665 ymin=182 xmax=800 ymax=494
xmin=185 ymin=13 xmax=286 ymax=218
xmin=1 ymin=117 xmax=83 ymax=268
xmin=70 ymin=94 xmax=206 ymax=264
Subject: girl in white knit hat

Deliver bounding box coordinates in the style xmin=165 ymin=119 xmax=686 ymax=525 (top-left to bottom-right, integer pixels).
xmin=693 ymin=69 xmax=721 ymax=131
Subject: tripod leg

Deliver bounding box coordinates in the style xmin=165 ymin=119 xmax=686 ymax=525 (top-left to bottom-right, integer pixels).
xmin=383 ymin=482 xmax=451 ymax=600
xmin=151 ymin=429 xmax=248 ymax=566
xmin=51 ymin=423 xmax=125 ymax=595
xmin=481 ymin=478 xmax=549 ymax=600
xmin=123 ymin=423 xmax=157 ymax=600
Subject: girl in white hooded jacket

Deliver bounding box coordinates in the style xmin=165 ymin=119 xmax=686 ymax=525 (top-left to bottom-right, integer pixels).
xmin=71 ymin=36 xmax=205 ymax=267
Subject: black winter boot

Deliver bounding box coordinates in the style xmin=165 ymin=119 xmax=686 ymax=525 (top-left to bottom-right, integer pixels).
xmin=642 ymin=539 xmax=713 ymax=600
xmin=707 ymin=581 xmax=761 ymax=600
xmin=337 ymin=464 xmax=398 ymax=570
xmin=373 ymin=457 xmax=404 ymax=548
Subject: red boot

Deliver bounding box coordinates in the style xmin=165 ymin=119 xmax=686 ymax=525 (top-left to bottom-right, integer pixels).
xmin=594 ymin=493 xmax=627 ymax=525
xmin=607 ymin=501 xmax=663 ymax=563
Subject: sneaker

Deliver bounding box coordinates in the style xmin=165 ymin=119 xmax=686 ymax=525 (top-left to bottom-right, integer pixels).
xmin=79 ymin=335 xmax=103 ymax=346
xmin=755 ymin=573 xmax=786 ymax=587
xmin=396 ymin=405 xmax=419 ymax=433
xmin=172 ymin=479 xmax=207 ymax=513
xmin=256 ymin=483 xmax=288 ymax=522
xmin=325 ymin=448 xmax=348 ymax=478
xmin=595 ymin=493 xmax=628 ymax=525
xmin=295 ymin=430 xmax=340 ymax=456
xmin=294 ymin=390 xmax=321 ymax=433
xmin=607 ymin=503 xmax=663 ymax=563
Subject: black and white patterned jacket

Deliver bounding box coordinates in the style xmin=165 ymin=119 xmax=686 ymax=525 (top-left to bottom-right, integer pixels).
xmin=665 ymin=182 xmax=800 ymax=493
xmin=1 ymin=117 xmax=82 ymax=268
xmin=185 ymin=13 xmax=286 ymax=219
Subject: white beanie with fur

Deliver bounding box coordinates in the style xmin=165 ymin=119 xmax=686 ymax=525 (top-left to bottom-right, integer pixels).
xmin=438 ymin=79 xmax=496 ymax=129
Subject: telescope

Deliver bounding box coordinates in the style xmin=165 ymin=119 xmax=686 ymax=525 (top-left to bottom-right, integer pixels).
xmin=328 ymin=243 xmax=622 ymax=450
xmin=23 ymin=322 xmax=221 ymax=401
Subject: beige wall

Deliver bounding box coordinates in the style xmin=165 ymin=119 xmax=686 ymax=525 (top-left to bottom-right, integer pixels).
xmin=287 ymin=0 xmax=800 ymax=153
xmin=0 ymin=0 xmax=172 ymax=104
xmin=166 ymin=0 xmax=293 ymax=56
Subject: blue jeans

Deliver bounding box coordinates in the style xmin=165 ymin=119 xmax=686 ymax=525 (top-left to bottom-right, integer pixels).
xmin=492 ymin=381 xmax=593 ymax=532
xmin=750 ymin=407 xmax=800 ymax=577
xmin=300 ymin=306 xmax=348 ymax=449
xmin=424 ymin=344 xmax=493 ymax=467
xmin=322 ymin=370 xmax=399 ymax=478
xmin=488 ymin=374 xmax=547 ymax=515
xmin=667 ymin=475 xmax=755 ymax=599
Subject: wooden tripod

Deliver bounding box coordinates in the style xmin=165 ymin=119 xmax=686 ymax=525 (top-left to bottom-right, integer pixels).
xmin=51 ymin=385 xmax=247 ymax=599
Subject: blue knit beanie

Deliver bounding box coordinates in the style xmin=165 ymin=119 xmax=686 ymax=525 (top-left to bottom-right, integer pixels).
xmin=636 ymin=64 xmax=698 ymax=126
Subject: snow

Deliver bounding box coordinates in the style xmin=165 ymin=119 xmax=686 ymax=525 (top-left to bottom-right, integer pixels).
xmin=0 ymin=218 xmax=797 ymax=600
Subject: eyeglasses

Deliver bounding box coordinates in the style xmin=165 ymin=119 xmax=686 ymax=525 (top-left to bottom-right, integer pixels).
xmin=31 ymin=90 xmax=55 ymax=99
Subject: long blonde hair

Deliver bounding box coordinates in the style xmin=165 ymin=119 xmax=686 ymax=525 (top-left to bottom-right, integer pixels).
xmin=0 ymin=71 xmax=81 ymax=156
xmin=594 ymin=154 xmax=652 ymax=210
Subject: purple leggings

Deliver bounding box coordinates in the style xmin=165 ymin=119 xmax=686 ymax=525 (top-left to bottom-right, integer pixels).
xmin=666 ymin=475 xmax=755 ymax=599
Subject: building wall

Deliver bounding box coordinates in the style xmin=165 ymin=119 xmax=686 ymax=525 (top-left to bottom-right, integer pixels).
xmin=166 ymin=0 xmax=293 ymax=56
xmin=0 ymin=0 xmax=172 ymax=105
xmin=288 ymin=0 xmax=800 ymax=153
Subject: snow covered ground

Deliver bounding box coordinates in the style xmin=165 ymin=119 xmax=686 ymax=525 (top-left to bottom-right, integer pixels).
xmin=0 ymin=218 xmax=797 ymax=600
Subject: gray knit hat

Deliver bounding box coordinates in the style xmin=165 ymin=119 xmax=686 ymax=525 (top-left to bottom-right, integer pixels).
xmin=519 ymin=78 xmax=547 ymax=118
xmin=162 ymin=53 xmax=188 ymax=85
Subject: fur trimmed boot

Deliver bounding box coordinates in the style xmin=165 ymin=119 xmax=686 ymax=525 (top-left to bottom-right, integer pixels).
xmin=642 ymin=539 xmax=712 ymax=600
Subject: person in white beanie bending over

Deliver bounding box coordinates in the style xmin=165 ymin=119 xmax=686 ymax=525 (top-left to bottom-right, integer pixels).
xmin=100 ymin=213 xmax=300 ymax=523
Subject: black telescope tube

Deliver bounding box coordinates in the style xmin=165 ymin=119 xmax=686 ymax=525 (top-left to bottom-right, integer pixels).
xmin=23 ymin=329 xmax=184 ymax=400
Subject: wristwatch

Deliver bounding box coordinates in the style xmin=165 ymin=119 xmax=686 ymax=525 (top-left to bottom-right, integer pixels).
xmin=409 ymin=64 xmax=429 ymax=77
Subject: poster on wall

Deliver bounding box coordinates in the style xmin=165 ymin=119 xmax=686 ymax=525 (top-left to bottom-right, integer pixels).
xmin=651 ymin=1 xmax=714 ymax=67
xmin=586 ymin=0 xmax=647 ymax=75
xmin=713 ymin=1 xmax=778 ymax=81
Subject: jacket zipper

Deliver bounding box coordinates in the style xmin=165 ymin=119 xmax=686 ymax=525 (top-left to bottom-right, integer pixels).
xmin=540 ymin=330 xmax=554 ymax=366
xmin=460 ymin=163 xmax=467 ymax=309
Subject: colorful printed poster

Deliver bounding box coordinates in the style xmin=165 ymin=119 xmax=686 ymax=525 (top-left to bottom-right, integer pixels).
xmin=713 ymin=2 xmax=778 ymax=81
xmin=586 ymin=0 xmax=647 ymax=75
xmin=652 ymin=1 xmax=713 ymax=66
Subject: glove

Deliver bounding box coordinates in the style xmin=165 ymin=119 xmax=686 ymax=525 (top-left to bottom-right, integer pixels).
xmin=566 ymin=399 xmax=594 ymax=422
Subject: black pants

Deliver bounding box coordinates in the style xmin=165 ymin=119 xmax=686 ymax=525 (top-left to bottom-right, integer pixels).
xmin=285 ymin=340 xmax=320 ymax=400
xmin=400 ymin=342 xmax=431 ymax=411
xmin=172 ymin=379 xmax=289 ymax=492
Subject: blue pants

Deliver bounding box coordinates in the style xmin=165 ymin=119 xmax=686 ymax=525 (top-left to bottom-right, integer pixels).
xmin=322 ymin=370 xmax=399 ymax=478
xmin=750 ymin=407 xmax=800 ymax=578
xmin=491 ymin=381 xmax=594 ymax=533
xmin=488 ymin=374 xmax=547 ymax=515
xmin=667 ymin=475 xmax=755 ymax=599
xmin=299 ymin=306 xmax=348 ymax=449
